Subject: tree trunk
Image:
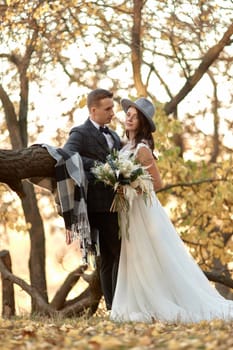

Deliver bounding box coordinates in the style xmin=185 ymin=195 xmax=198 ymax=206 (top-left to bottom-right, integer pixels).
xmin=0 ymin=250 xmax=15 ymax=318
xmin=0 ymin=80 xmax=51 ymax=313
xmin=131 ymin=0 xmax=148 ymax=96
xmin=21 ymin=181 xmax=49 ymax=312
xmin=0 ymin=146 xmax=55 ymax=312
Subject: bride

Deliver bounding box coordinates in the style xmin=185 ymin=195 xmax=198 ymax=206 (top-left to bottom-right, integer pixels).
xmin=110 ymin=97 xmax=233 ymax=323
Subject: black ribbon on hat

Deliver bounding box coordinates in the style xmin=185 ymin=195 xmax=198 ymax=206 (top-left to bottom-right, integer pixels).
xmin=99 ymin=126 xmax=111 ymax=134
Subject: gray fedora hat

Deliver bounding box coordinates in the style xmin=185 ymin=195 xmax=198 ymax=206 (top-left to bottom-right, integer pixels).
xmin=121 ymin=97 xmax=156 ymax=132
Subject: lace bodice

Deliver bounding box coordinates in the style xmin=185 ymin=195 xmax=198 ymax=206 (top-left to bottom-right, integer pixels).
xmin=120 ymin=142 xmax=151 ymax=158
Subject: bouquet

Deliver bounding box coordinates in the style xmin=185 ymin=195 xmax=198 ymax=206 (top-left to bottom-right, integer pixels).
xmin=91 ymin=150 xmax=154 ymax=237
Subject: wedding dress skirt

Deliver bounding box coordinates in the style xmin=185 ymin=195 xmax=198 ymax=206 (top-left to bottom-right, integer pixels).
xmin=110 ymin=148 xmax=233 ymax=323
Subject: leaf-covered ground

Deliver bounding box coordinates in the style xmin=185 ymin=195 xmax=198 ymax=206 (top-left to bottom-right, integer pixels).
xmin=0 ymin=310 xmax=233 ymax=350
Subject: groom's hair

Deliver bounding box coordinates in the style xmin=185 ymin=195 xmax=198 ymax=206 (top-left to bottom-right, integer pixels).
xmin=87 ymin=88 xmax=113 ymax=110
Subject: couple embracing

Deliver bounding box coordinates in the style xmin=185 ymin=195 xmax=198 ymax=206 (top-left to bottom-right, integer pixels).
xmin=63 ymin=88 xmax=233 ymax=323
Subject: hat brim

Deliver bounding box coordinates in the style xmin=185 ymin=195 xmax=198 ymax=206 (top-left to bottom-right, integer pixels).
xmin=121 ymin=98 xmax=156 ymax=132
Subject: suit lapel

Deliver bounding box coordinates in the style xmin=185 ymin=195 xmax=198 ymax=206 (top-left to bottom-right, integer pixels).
xmin=85 ymin=119 xmax=110 ymax=151
xmin=109 ymin=130 xmax=120 ymax=150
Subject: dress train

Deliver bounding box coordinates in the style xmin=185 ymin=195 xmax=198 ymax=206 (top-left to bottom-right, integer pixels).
xmin=110 ymin=145 xmax=233 ymax=323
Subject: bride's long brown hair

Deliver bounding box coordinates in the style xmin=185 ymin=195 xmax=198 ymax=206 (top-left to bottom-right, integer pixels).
xmin=126 ymin=109 xmax=155 ymax=154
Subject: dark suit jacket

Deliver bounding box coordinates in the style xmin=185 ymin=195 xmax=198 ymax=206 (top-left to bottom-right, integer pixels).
xmin=63 ymin=118 xmax=121 ymax=212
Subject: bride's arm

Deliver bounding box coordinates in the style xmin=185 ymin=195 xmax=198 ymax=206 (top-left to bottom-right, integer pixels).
xmin=136 ymin=146 xmax=163 ymax=192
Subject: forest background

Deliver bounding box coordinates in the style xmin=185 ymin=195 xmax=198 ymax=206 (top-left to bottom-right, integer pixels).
xmin=0 ymin=0 xmax=232 ymax=320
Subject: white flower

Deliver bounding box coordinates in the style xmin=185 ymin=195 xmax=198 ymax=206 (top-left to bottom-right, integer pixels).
xmin=103 ymin=163 xmax=115 ymax=176
xmin=119 ymin=160 xmax=134 ymax=177
xmin=91 ymin=150 xmax=154 ymax=239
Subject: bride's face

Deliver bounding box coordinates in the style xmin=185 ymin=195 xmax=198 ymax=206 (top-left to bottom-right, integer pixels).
xmin=125 ymin=106 xmax=139 ymax=133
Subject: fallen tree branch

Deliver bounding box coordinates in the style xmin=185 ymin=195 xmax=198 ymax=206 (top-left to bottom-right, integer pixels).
xmin=0 ymin=146 xmax=230 ymax=198
xmin=50 ymin=264 xmax=88 ymax=309
xmin=0 ymin=145 xmax=55 ymax=197
xmin=0 ymin=258 xmax=56 ymax=317
xmin=0 ymin=252 xmax=102 ymax=318
xmin=203 ymin=271 xmax=233 ymax=289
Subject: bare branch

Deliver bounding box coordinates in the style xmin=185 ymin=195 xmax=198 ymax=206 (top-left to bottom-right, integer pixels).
xmin=0 ymin=258 xmax=56 ymax=316
xmin=165 ymin=22 xmax=233 ymax=115
xmin=157 ymin=177 xmax=228 ymax=193
xmin=51 ymin=264 xmax=88 ymax=309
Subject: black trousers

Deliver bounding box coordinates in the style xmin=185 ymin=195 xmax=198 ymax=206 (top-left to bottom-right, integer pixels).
xmin=88 ymin=212 xmax=121 ymax=310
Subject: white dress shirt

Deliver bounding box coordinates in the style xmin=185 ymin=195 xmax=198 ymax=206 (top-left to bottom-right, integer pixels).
xmin=90 ymin=118 xmax=114 ymax=150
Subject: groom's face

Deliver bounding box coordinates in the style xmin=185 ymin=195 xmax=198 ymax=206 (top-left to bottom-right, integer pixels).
xmin=91 ymin=97 xmax=114 ymax=126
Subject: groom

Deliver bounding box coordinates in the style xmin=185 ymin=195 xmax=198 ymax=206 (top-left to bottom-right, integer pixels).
xmin=63 ymin=88 xmax=121 ymax=310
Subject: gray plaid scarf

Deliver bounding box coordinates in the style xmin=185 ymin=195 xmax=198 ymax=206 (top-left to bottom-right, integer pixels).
xmin=42 ymin=144 xmax=91 ymax=263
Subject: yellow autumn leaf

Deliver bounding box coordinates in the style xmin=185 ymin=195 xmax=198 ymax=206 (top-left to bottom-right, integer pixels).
xmin=89 ymin=335 xmax=123 ymax=349
xmin=78 ymin=96 xmax=87 ymax=108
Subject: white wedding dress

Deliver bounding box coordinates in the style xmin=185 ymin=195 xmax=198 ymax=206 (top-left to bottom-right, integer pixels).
xmin=110 ymin=143 xmax=233 ymax=323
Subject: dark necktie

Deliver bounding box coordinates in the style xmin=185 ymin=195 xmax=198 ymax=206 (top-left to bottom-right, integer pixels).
xmin=99 ymin=126 xmax=111 ymax=134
